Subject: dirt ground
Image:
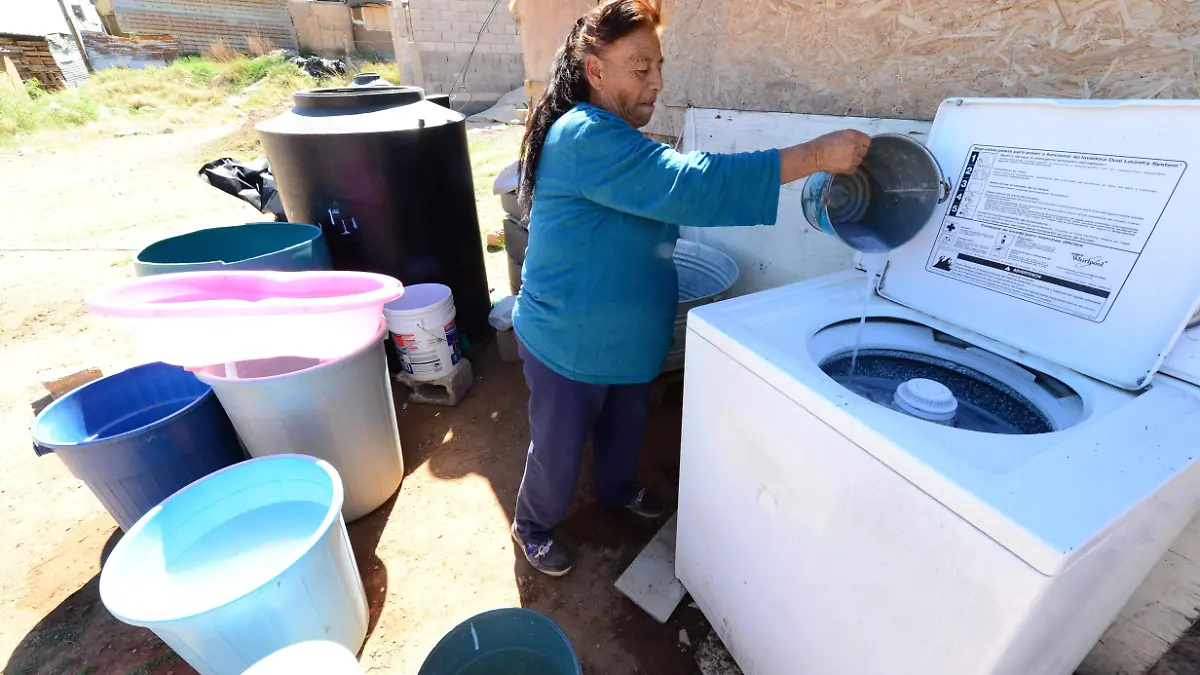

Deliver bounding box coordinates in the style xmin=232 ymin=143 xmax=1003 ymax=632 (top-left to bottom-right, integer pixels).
xmin=0 ymin=125 xmax=711 ymax=675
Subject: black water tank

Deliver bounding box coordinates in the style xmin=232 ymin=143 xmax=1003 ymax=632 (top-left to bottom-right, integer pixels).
xmin=257 ymin=86 xmax=492 ymax=347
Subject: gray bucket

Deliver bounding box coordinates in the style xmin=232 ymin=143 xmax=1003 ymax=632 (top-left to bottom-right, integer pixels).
xmin=662 ymin=240 xmax=739 ymax=373
xmin=801 ymin=134 xmax=950 ymax=252
xmin=193 ymin=321 xmax=403 ymax=522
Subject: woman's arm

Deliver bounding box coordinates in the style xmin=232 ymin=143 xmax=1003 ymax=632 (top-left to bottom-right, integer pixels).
xmin=781 ymin=130 xmax=871 ymax=184
xmin=569 ymin=111 xmax=870 ymax=228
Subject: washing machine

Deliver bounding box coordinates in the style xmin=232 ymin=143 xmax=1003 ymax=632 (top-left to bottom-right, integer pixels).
xmin=676 ymin=99 xmax=1200 ymax=675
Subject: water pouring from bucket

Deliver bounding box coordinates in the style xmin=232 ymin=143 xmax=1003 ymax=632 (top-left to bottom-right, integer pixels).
xmin=801 ymin=134 xmax=951 ymax=253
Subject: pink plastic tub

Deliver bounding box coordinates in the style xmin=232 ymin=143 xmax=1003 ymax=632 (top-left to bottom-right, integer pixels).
xmin=86 ymin=271 xmax=403 ymax=367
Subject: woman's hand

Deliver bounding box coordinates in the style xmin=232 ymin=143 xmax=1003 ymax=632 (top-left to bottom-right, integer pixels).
xmin=779 ymin=129 xmax=872 ymax=184
xmin=807 ymin=130 xmax=871 ymax=174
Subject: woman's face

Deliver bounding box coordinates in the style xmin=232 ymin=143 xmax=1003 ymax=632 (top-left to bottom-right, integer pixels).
xmin=585 ymin=25 xmax=664 ymax=129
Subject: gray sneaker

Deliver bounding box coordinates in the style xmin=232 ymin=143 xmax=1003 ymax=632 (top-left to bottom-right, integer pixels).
xmin=625 ymin=487 xmax=666 ymax=519
xmin=511 ymin=523 xmax=573 ymax=577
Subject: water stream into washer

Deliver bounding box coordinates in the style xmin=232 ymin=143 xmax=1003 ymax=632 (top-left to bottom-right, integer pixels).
xmin=847 ymin=253 xmax=887 ymax=381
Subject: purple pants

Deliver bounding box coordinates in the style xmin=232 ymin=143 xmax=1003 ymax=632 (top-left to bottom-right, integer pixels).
xmin=513 ymin=343 xmax=653 ymax=542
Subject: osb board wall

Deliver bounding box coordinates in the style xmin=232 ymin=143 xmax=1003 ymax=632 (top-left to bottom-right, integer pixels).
xmin=509 ymin=0 xmax=596 ymax=84
xmin=648 ymin=0 xmax=1200 ymax=136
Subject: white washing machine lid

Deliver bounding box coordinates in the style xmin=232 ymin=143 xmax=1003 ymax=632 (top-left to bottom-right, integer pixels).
xmin=878 ymin=99 xmax=1200 ymax=391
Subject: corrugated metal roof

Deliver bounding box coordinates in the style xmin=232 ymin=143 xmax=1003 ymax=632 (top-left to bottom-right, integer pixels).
xmin=46 ymin=33 xmax=89 ymax=87
xmin=0 ymin=0 xmax=71 ymax=38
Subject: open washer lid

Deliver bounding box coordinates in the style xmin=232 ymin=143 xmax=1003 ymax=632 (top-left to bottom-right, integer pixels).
xmin=878 ymin=99 xmax=1200 ymax=391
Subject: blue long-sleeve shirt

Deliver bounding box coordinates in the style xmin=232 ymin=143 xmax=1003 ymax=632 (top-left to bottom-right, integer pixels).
xmin=512 ymin=102 xmax=782 ymax=384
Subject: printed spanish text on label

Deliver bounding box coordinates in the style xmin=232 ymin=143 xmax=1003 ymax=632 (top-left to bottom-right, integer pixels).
xmin=926 ymin=145 xmax=1186 ymax=322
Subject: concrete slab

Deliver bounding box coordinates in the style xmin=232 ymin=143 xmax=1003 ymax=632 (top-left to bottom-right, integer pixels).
xmin=615 ymin=512 xmax=686 ymax=624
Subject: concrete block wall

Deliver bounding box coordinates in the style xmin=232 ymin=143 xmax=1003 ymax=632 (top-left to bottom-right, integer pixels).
xmin=394 ymin=0 xmax=523 ymax=110
xmin=112 ymin=0 xmax=298 ymax=53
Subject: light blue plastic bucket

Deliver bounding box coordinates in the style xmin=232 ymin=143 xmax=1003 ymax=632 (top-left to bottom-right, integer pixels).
xmin=99 ymin=455 xmax=369 ymax=675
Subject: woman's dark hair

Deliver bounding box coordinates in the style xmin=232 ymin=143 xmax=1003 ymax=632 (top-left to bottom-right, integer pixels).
xmin=518 ymin=0 xmax=661 ymax=214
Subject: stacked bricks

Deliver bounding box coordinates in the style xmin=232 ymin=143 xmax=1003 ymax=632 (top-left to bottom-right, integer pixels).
xmin=405 ymin=0 xmax=524 ymax=109
xmin=112 ymin=0 xmax=298 ymax=53
xmin=0 ymin=34 xmax=67 ymax=91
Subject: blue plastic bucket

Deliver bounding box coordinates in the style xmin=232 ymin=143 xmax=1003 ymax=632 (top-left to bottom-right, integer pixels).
xmin=134 ymin=222 xmax=332 ymax=277
xmin=30 ymin=362 xmax=244 ymax=531
xmin=99 ymin=455 xmax=368 ymax=675
xmin=418 ymin=608 xmax=582 ymax=675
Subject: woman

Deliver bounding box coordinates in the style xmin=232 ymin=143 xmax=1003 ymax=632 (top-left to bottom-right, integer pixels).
xmin=511 ymin=0 xmax=869 ymax=576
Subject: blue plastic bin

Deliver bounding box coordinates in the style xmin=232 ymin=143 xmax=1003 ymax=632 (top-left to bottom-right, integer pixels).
xmin=31 ymin=362 xmax=244 ymax=531
xmin=99 ymin=455 xmax=369 ymax=675
xmin=134 ymin=223 xmax=332 ymax=277
xmin=418 ymin=608 xmax=582 ymax=675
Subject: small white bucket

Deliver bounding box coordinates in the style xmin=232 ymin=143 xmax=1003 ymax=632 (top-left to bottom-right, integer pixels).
xmin=383 ymin=283 xmax=462 ymax=382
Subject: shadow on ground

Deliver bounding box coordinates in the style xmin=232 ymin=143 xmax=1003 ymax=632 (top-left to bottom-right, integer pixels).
xmin=408 ymin=344 xmax=712 ymax=674
xmin=4 ymin=529 xmax=189 ymax=675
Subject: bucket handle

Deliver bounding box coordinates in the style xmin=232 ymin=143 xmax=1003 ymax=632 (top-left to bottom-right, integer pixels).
xmin=33 ymin=442 xmax=53 ymax=457
xmin=938 ymin=178 xmax=952 ymax=204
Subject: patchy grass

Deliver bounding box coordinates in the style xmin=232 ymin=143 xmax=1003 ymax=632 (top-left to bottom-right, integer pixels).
xmin=2 ymin=54 xmax=416 ymax=152
xmin=35 ymin=621 xmax=81 ymax=646
xmin=0 ymin=53 xmax=317 ymax=148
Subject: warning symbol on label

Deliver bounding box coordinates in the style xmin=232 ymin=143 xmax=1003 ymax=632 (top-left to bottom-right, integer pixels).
xmin=933 ymin=256 xmax=954 ymax=272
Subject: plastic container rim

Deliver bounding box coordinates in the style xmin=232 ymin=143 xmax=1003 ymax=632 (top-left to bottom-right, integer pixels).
xmin=423 ymin=607 xmax=582 ymax=675
xmin=135 ymin=223 xmax=325 ymax=268
xmin=85 ymin=270 xmax=403 ymax=318
xmin=99 ymin=454 xmax=346 ymax=626
xmin=31 ymin=362 xmax=214 ymax=452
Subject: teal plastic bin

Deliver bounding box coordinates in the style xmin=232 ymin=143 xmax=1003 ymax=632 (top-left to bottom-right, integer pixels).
xmin=134 ymin=223 xmax=331 ymax=277
xmin=418 ymin=608 xmax=581 ymax=675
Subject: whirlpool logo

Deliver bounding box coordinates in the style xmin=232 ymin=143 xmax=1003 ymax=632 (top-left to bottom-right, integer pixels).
xmin=1071 ymin=253 xmax=1108 ymax=269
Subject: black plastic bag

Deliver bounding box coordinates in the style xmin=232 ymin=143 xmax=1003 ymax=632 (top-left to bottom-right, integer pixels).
xmin=198 ymin=157 xmax=287 ymax=221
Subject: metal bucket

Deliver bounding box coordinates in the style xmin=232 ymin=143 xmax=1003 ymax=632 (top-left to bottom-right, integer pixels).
xmin=802 ymin=134 xmax=950 ymax=252
xmin=662 ymin=240 xmax=739 ymax=373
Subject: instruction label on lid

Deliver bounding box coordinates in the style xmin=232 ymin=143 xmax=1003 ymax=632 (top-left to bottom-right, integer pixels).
xmin=924 ymin=145 xmax=1186 ymax=322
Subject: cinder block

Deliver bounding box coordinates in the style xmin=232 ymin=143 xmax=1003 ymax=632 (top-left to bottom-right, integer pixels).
xmin=39 ymin=367 xmax=103 ymax=399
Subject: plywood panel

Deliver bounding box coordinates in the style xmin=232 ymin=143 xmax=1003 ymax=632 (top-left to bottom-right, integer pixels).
xmin=655 ymin=0 xmax=1200 ymax=123
xmin=510 ymin=0 xmax=596 ymax=83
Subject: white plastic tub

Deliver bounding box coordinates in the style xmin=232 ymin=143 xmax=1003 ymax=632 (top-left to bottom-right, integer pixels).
xmin=99 ymin=455 xmax=369 ymax=675
xmin=194 ymin=321 xmax=404 ymax=522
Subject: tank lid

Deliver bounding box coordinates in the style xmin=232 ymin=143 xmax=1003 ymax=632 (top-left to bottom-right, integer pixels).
xmin=294 ymin=86 xmax=425 ymax=110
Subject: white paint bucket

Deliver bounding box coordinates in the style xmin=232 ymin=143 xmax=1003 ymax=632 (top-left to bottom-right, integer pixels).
xmin=383 ymin=284 xmax=462 ymax=382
